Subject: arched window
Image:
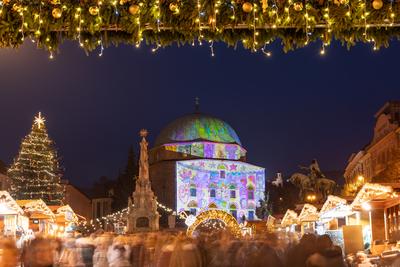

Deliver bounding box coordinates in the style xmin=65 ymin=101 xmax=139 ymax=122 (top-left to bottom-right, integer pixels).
xmin=188 ymin=200 xmax=198 ymax=215
xmin=248 ymin=190 xmax=254 ymax=200
xmin=209 ymin=203 xmax=218 ymax=209
xmin=190 ymin=184 xmax=197 ymax=197
xmin=210 ymin=188 xmax=216 ymax=198
xmin=230 ymin=204 xmax=237 ymax=219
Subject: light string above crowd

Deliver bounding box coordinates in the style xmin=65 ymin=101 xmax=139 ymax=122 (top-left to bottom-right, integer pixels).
xmin=0 ymin=0 xmax=399 ymax=57
xmin=78 ymin=201 xmax=185 ymax=234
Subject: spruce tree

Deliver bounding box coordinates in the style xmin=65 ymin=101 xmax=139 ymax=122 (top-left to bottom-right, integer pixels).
xmin=112 ymin=146 xmax=138 ymax=211
xmin=8 ymin=112 xmax=64 ymax=205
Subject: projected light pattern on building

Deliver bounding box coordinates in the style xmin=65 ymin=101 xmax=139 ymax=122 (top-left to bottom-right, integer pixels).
xmin=164 ymin=142 xmax=246 ymax=160
xmin=155 ymin=114 xmax=242 ymax=146
xmin=176 ymin=159 xmax=265 ymax=221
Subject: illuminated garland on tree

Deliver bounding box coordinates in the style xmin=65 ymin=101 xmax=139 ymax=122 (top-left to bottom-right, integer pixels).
xmin=8 ymin=112 xmax=65 ymax=205
xmin=0 ymin=0 xmax=399 ymax=56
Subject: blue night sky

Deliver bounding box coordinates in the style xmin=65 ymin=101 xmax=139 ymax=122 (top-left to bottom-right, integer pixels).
xmin=0 ymin=40 xmax=399 ymax=188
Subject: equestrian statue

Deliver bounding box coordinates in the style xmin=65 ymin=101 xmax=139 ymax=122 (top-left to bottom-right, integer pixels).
xmin=289 ymin=159 xmax=336 ymax=202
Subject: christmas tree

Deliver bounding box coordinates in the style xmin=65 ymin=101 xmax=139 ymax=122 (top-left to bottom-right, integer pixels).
xmin=8 ymin=112 xmax=64 ymax=205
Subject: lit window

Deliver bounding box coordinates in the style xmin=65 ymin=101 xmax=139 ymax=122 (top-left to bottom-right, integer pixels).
xmin=230 ymin=190 xmax=236 ymax=198
xmin=248 ymin=211 xmax=254 ymax=220
xmin=190 ymin=208 xmax=197 ymax=215
xmin=210 ymin=189 xmax=216 ymax=198
xmin=248 ymin=191 xmax=254 ymax=200
xmin=190 ymin=188 xmax=197 ymax=197
xmin=231 ymin=210 xmax=237 ymax=219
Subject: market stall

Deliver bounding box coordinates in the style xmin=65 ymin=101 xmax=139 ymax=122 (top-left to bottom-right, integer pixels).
xmin=0 ymin=191 xmax=29 ymax=236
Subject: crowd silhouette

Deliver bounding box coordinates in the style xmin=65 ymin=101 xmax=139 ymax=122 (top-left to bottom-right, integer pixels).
xmin=0 ymin=230 xmax=380 ymax=267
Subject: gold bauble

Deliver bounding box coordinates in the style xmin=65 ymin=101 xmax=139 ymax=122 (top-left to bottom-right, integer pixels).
xmin=372 ymin=0 xmax=383 ymax=10
xmin=119 ymin=0 xmax=129 ymax=5
xmin=169 ymin=2 xmax=179 ymax=13
xmin=293 ymin=2 xmax=303 ymax=11
xmin=242 ymin=2 xmax=253 ymax=13
xmin=50 ymin=0 xmax=60 ymax=5
xmin=333 ymin=0 xmax=348 ymax=5
xmin=129 ymin=4 xmax=140 ymax=15
xmin=89 ymin=6 xmax=100 ymax=16
xmin=12 ymin=4 xmax=23 ymax=13
xmin=52 ymin=7 xmax=62 ymax=19
xmin=2 ymin=0 xmax=10 ymax=5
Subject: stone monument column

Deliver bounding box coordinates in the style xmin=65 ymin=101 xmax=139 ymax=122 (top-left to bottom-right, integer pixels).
xmin=127 ymin=129 xmax=160 ymax=233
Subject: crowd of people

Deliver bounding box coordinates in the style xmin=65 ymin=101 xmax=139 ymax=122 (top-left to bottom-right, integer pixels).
xmin=0 ymin=230 xmax=390 ymax=267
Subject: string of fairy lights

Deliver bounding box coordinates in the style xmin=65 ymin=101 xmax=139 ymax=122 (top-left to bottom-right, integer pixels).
xmin=78 ymin=201 xmax=186 ymax=234
xmin=0 ymin=0 xmax=398 ymax=58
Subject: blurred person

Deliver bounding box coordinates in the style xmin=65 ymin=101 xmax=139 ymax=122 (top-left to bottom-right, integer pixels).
xmin=285 ymin=233 xmax=317 ymax=267
xmin=93 ymin=234 xmax=113 ymax=267
xmin=76 ymin=236 xmax=95 ymax=267
xmin=168 ymin=236 xmax=203 ymax=267
xmin=58 ymin=238 xmax=84 ymax=267
xmin=22 ymin=237 xmax=55 ymax=267
xmin=107 ymin=238 xmax=131 ymax=267
xmin=0 ymin=238 xmax=18 ymax=267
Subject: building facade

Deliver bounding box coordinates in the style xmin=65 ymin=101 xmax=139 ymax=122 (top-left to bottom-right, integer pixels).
xmin=149 ymin=112 xmax=265 ymax=221
xmin=344 ymin=101 xmax=400 ymax=194
xmin=64 ymin=181 xmax=92 ymax=220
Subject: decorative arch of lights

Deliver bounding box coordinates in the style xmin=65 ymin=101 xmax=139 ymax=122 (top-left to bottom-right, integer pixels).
xmin=186 ymin=209 xmax=242 ymax=238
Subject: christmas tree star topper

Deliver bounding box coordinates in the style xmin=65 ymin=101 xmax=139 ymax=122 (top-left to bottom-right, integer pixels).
xmin=34 ymin=112 xmax=46 ymax=129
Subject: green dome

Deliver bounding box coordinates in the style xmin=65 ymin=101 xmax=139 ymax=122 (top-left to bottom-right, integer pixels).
xmin=155 ymin=113 xmax=242 ymax=146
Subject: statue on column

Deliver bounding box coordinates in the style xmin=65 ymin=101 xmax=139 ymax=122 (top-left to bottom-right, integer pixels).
xmin=126 ymin=129 xmax=160 ymax=233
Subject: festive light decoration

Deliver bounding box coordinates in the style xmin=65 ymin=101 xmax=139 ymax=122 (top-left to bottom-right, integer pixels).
xmin=351 ymin=183 xmax=393 ymax=210
xmin=319 ymin=195 xmax=347 ymax=215
xmin=8 ymin=112 xmax=64 ymax=205
xmin=163 ymin=141 xmax=246 ymax=160
xmin=281 ymin=209 xmax=298 ymax=227
xmin=186 ymin=209 xmax=242 ymax=237
xmin=176 ymin=159 xmax=265 ymax=220
xmin=0 ymin=0 xmax=398 ymax=55
xmin=297 ymin=204 xmax=319 ymax=223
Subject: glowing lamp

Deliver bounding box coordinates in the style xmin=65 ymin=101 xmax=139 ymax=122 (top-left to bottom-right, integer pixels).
xmin=362 ymin=202 xmax=371 ymax=211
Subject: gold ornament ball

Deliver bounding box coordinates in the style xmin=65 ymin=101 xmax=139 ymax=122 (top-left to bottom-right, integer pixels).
xmin=242 ymin=2 xmax=253 ymax=13
xmin=169 ymin=2 xmax=179 ymax=13
xmin=129 ymin=4 xmax=140 ymax=15
xmin=12 ymin=4 xmax=23 ymax=13
xmin=2 ymin=0 xmax=10 ymax=5
xmin=89 ymin=6 xmax=100 ymax=16
xmin=52 ymin=7 xmax=62 ymax=19
xmin=50 ymin=0 xmax=60 ymax=5
xmin=119 ymin=0 xmax=129 ymax=5
xmin=293 ymin=2 xmax=303 ymax=11
xmin=372 ymin=0 xmax=383 ymax=10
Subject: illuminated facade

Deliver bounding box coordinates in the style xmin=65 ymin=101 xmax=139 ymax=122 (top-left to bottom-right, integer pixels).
xmin=149 ymin=112 xmax=265 ymax=221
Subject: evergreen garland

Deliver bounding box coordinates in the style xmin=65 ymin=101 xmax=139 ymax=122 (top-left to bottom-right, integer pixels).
xmin=0 ymin=0 xmax=399 ymax=53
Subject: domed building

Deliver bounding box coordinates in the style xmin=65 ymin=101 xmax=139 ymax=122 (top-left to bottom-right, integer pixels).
xmin=149 ymin=112 xmax=265 ymax=221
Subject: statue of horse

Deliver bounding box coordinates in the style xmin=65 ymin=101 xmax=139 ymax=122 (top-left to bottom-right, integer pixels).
xmin=289 ymin=173 xmax=313 ymax=200
xmin=315 ymin=178 xmax=336 ymax=200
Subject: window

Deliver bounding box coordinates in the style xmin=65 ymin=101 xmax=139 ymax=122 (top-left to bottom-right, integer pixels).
xmin=220 ymin=170 xmax=226 ymax=178
xmin=230 ymin=190 xmax=236 ymax=199
xmin=210 ymin=189 xmax=216 ymax=198
xmin=190 ymin=188 xmax=197 ymax=197
xmin=248 ymin=191 xmax=254 ymax=200
xmin=231 ymin=210 xmax=237 ymax=219
xmin=190 ymin=208 xmax=197 ymax=215
xmin=230 ymin=204 xmax=237 ymax=219
xmin=248 ymin=211 xmax=254 ymax=220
